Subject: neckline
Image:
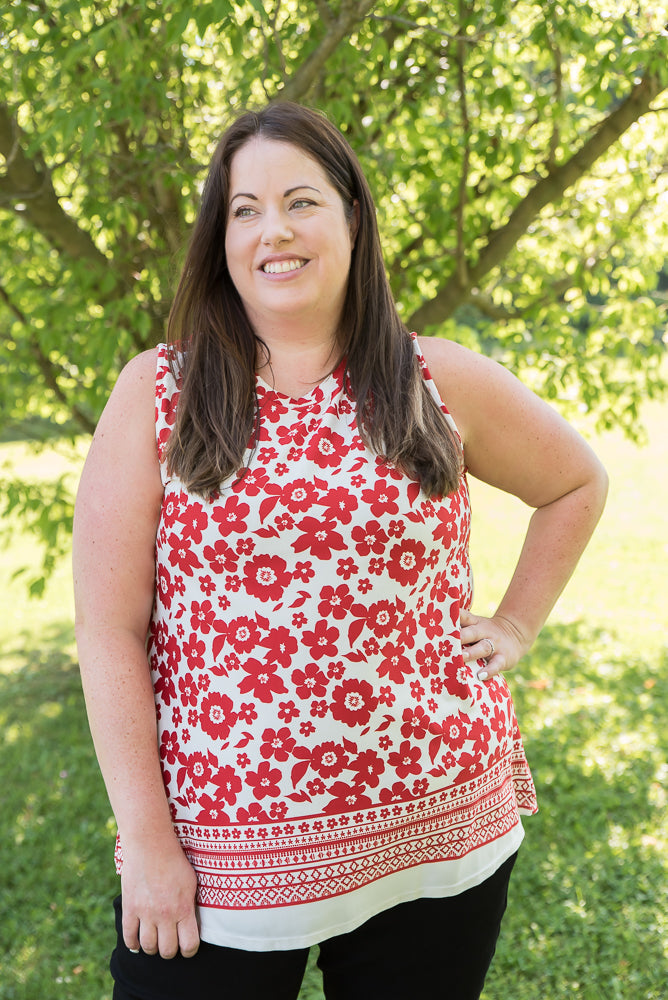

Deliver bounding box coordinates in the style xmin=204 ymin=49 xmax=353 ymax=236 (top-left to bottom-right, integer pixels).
xmin=255 ymin=357 xmax=346 ymax=405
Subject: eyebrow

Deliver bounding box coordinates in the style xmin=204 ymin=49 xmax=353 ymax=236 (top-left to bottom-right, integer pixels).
xmin=229 ymin=184 xmax=322 ymax=204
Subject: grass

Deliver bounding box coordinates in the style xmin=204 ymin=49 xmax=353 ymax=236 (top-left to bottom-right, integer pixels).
xmin=0 ymin=400 xmax=666 ymax=999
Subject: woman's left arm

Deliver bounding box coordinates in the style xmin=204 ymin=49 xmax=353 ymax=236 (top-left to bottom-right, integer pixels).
xmin=419 ymin=337 xmax=609 ymax=679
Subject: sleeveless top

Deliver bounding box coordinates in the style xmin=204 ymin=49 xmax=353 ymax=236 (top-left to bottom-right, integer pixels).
xmin=117 ymin=334 xmax=537 ymax=950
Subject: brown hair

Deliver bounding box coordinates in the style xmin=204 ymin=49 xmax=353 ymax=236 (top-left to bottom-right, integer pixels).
xmin=165 ymin=102 xmax=462 ymax=497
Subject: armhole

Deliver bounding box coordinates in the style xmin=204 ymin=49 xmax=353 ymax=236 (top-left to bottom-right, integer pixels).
xmin=155 ymin=343 xmax=181 ymax=487
xmin=409 ymin=331 xmax=462 ymax=444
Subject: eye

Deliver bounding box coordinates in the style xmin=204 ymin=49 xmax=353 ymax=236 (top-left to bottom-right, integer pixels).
xmin=233 ymin=205 xmax=257 ymax=218
xmin=290 ymin=198 xmax=315 ymax=210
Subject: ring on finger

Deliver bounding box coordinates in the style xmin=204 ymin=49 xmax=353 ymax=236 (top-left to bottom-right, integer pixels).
xmin=482 ymin=638 xmax=495 ymax=659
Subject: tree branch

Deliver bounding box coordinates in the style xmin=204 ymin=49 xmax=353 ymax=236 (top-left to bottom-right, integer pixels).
xmin=0 ymin=283 xmax=96 ymax=434
xmin=408 ymin=69 xmax=667 ymax=330
xmin=276 ymin=0 xmax=377 ymax=103
xmin=0 ymin=104 xmax=111 ymax=267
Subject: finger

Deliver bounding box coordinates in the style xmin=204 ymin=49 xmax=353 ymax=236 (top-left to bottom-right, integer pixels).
xmin=156 ymin=923 xmax=179 ymax=960
xmin=477 ymin=651 xmax=504 ymax=681
xmin=177 ymin=913 xmax=201 ymax=958
xmin=122 ymin=912 xmax=141 ymax=954
xmin=139 ymin=923 xmax=159 ymax=956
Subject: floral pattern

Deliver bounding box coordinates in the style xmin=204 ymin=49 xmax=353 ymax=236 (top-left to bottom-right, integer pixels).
xmin=117 ymin=335 xmax=537 ymax=919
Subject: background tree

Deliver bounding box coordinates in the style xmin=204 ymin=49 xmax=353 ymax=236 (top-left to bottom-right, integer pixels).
xmin=1 ymin=0 xmax=667 ymax=588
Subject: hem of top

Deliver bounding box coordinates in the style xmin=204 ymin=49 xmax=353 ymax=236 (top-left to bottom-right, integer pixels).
xmin=197 ymin=825 xmax=525 ymax=952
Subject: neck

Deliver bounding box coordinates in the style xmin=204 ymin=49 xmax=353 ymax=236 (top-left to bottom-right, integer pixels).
xmin=253 ymin=321 xmax=342 ymax=397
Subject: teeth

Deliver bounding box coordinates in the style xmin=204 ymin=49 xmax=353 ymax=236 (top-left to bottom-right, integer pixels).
xmin=262 ymin=259 xmax=306 ymax=274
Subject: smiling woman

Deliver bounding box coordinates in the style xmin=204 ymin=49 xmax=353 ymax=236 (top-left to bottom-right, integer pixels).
xmin=73 ymin=101 xmax=607 ymax=1000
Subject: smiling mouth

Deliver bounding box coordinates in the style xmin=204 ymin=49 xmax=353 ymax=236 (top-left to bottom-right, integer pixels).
xmin=262 ymin=259 xmax=307 ymax=274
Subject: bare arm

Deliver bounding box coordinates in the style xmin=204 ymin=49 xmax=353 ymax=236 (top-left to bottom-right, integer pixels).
xmin=73 ymin=349 xmax=199 ymax=958
xmin=419 ymin=336 xmax=608 ymax=677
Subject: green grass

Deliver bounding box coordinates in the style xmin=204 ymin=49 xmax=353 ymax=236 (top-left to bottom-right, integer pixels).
xmin=1 ymin=401 xmax=666 ymax=999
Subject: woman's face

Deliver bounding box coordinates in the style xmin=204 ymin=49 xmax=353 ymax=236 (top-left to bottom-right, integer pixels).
xmin=225 ymin=138 xmax=358 ymax=339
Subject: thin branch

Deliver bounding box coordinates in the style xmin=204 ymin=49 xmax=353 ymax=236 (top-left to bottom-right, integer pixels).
xmin=276 ymin=0 xmax=377 ymax=103
xmin=454 ymin=0 xmax=472 ymax=288
xmin=408 ymin=69 xmax=667 ymax=330
xmin=0 ymin=284 xmax=96 ymax=434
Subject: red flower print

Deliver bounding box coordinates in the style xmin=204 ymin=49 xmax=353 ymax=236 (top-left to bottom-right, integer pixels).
xmin=167 ymin=533 xmax=203 ymax=576
xmin=429 ymin=713 xmax=468 ymax=751
xmin=245 ymin=760 xmax=282 ymax=800
xmin=320 ymin=487 xmax=358 ymax=524
xmin=280 ymin=478 xmax=319 ymax=512
xmin=178 ymin=502 xmax=208 ymax=543
xmin=189 ymin=600 xmax=216 ymax=633
xmin=237 ymin=658 xmax=288 ymax=704
xmin=351 ymin=519 xmax=389 ymax=557
xmin=323 ymin=781 xmax=372 ymax=814
xmin=211 ymin=764 xmax=243 ymax=805
xmin=260 ymin=726 xmax=296 ymax=762
xmin=300 ymin=720 xmax=316 ymax=737
xmin=202 ymin=539 xmax=239 ymax=575
xmin=310 ymin=741 xmax=349 ymax=778
xmin=302 ymin=620 xmax=339 ymax=660
xmin=159 ymin=730 xmax=179 ymax=765
xmin=454 ymin=749 xmax=484 ymax=784
xmin=162 ymin=493 xmax=182 ymax=528
xmin=242 ymin=554 xmax=291 ymax=601
xmin=337 ymin=557 xmax=358 ymax=580
xmin=261 ymin=397 xmax=289 ymax=424
xmin=199 ymin=692 xmax=237 ymax=740
xmin=211 ymin=495 xmax=250 ymax=535
xmin=468 ymin=718 xmax=491 ymax=756
xmin=292 ymin=517 xmax=346 ymax=560
xmin=178 ymin=672 xmax=199 ymax=707
xmin=489 ymin=704 xmax=508 ymax=739
xmin=360 ymin=480 xmax=400 ymax=517
xmin=330 ymin=678 xmax=378 ymax=727
xmin=258 ymin=626 xmax=298 ymax=666
xmin=221 ymin=616 xmax=260 ymax=655
xmin=278 ymin=700 xmax=300 ymax=723
xmin=236 ymin=802 xmax=271 ymax=823
xmin=157 ymin=565 xmax=173 ymax=609
xmin=195 ymin=795 xmax=230 ymax=825
xmin=317 ymin=584 xmax=354 ymax=620
xmin=388 ymin=519 xmax=405 ymax=538
xmin=416 ymin=643 xmax=439 ymax=678
xmin=365 ymin=600 xmax=399 ymax=638
xmin=442 ymin=656 xmax=471 ymax=700
xmin=235 ymin=467 xmax=270 ymax=497
xmin=410 ymin=680 xmax=425 ymax=700
xmin=377 ymin=642 xmax=414 ymax=684
xmin=418 ymin=603 xmax=444 ymax=639
xmin=349 ymin=749 xmax=385 ymax=787
xmin=310 ymin=700 xmax=328 ymax=718
xmin=400 ymin=706 xmax=430 ymax=740
xmin=379 ymin=781 xmax=412 ymax=804
xmin=386 ymin=538 xmax=426 ymax=586
xmin=183 ymin=633 xmax=205 ymax=672
xmin=292 ymin=662 xmax=328 ymax=700
xmin=433 ymin=506 xmax=458 ymax=546
xmin=237 ymin=702 xmax=257 ymax=724
xmin=294 ymin=561 xmax=315 ymax=583
xmin=307 ymin=777 xmax=326 ymax=796
xmin=305 ymin=426 xmax=347 ymax=468
xmin=181 ymin=751 xmax=213 ymax=788
xmin=388 ymin=741 xmax=422 ymax=778
xmin=276 ymin=421 xmax=309 ymax=446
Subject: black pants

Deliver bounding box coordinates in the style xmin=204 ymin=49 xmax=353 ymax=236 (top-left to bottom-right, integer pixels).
xmin=111 ymin=852 xmax=517 ymax=1000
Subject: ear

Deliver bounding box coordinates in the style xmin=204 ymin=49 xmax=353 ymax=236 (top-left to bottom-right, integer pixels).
xmin=349 ymin=199 xmax=360 ymax=247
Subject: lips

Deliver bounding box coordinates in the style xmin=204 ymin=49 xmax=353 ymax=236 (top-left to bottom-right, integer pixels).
xmin=261 ymin=258 xmax=308 ymax=274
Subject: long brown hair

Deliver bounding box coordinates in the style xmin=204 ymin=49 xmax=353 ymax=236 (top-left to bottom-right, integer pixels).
xmin=165 ymin=102 xmax=462 ymax=498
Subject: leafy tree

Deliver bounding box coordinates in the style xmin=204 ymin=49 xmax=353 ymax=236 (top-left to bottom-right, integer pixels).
xmin=1 ymin=0 xmax=667 ymax=589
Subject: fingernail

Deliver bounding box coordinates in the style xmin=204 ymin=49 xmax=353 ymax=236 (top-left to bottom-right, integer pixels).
xmin=129 ymin=948 xmax=140 ymax=954
xmin=477 ymin=670 xmax=488 ymax=681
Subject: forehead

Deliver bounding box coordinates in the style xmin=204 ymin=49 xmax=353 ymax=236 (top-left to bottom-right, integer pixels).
xmin=228 ymin=137 xmax=332 ymax=191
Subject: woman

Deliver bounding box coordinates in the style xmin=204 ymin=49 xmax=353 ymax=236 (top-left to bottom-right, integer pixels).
xmin=73 ymin=102 xmax=607 ymax=1000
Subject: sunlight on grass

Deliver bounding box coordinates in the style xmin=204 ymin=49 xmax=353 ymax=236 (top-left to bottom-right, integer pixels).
xmin=1 ymin=402 xmax=666 ymax=1000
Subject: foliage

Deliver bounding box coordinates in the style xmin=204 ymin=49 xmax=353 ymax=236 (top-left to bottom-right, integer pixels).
xmin=1 ymin=0 xmax=668 ymax=584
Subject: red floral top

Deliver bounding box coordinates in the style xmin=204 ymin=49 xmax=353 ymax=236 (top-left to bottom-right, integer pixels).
xmin=120 ymin=334 xmax=537 ymax=950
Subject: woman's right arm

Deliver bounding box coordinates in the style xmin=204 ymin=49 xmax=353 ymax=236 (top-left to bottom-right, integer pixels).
xmin=73 ymin=349 xmax=200 ymax=960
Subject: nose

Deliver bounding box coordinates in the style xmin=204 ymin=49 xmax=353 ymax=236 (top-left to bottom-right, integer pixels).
xmin=261 ymin=207 xmax=293 ymax=247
